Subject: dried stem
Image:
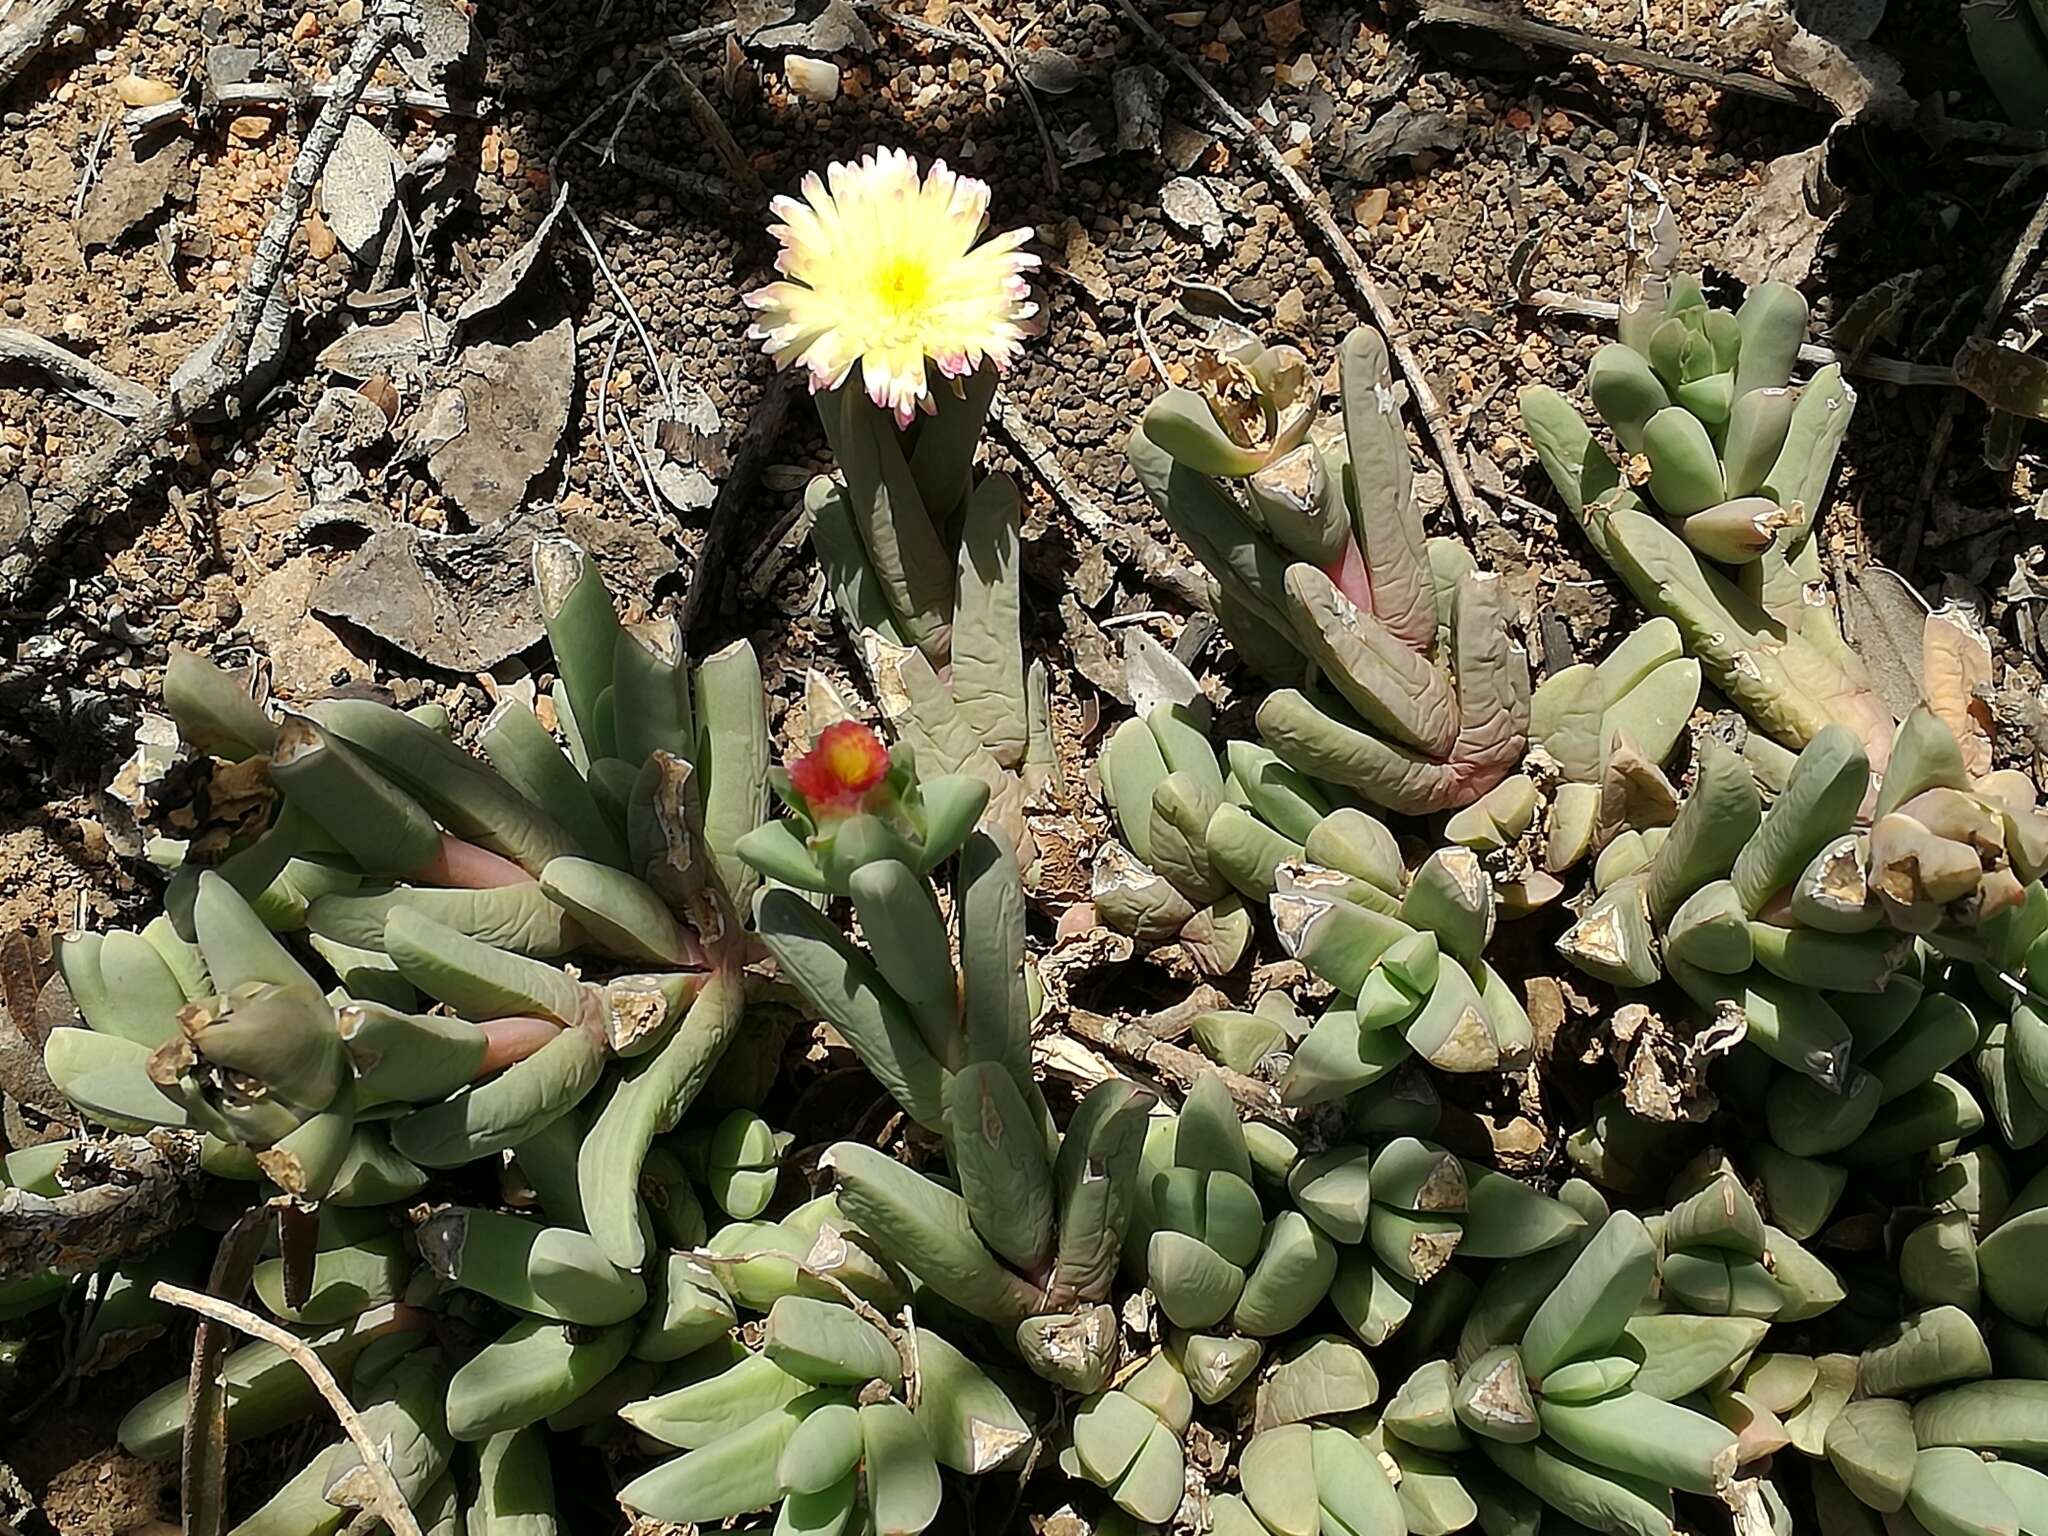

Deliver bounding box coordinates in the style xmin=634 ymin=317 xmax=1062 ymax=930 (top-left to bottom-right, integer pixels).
xmin=988 ymin=395 xmax=1217 ymax=614
xmin=151 ymin=1281 xmax=426 ymax=1536
xmin=1415 ymin=2 xmax=1810 ymax=108
xmin=1112 ymin=0 xmax=1491 ymax=536
xmin=0 ymin=0 xmax=422 ymax=606
xmin=1061 ymin=1006 xmax=1290 ymax=1128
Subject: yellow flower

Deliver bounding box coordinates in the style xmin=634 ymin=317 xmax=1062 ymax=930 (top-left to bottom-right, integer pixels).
xmin=744 ymin=148 xmax=1038 ymax=426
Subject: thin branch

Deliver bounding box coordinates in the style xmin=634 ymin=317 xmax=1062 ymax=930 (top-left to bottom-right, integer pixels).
xmin=1517 ymin=289 xmax=1957 ymax=387
xmin=1113 ymin=0 xmax=1491 ymax=535
xmin=151 ymin=1282 xmax=425 ymax=1536
xmin=988 ymin=395 xmax=1217 ymax=614
xmin=126 ymin=79 xmax=482 ymax=137
xmin=1413 ymin=1 xmax=1813 ymax=108
xmin=0 ymin=327 xmax=160 ymax=419
xmin=661 ymin=54 xmax=763 ymax=200
xmin=678 ymin=369 xmax=800 ymax=637
xmin=0 ymin=0 xmax=423 ymax=606
xmin=1062 ymin=1006 xmax=1290 ymax=1128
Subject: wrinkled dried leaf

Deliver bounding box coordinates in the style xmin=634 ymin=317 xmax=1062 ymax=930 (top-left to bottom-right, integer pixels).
xmin=1060 ymin=594 xmax=1126 ymax=701
xmin=1724 ymin=143 xmax=1842 ymax=287
xmin=1763 ymin=7 xmax=1906 ymax=122
xmin=1113 ymin=63 xmax=1168 ymax=154
xmin=316 ymin=312 xmax=450 ymax=380
xmin=1161 ymin=176 xmax=1226 ymax=247
xmin=1825 ymin=271 xmax=1919 ymax=360
xmin=455 ymin=185 xmax=569 ymax=331
xmin=311 ymin=501 xmax=674 ymax=671
xmin=319 ymin=115 xmax=402 ymax=262
xmin=398 ymin=0 xmax=475 ymax=89
xmin=1335 ymin=103 xmax=1459 ymax=181
xmin=1955 ymin=337 xmax=2048 ymax=421
xmin=751 ymin=0 xmax=874 ymax=52
xmin=423 ymin=317 xmax=577 ymax=521
xmin=1123 ymin=630 xmax=1206 ymax=720
xmin=77 ymin=135 xmax=192 ymax=251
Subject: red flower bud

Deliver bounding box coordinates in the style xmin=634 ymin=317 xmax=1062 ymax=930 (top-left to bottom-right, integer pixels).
xmin=790 ymin=721 xmax=891 ymax=816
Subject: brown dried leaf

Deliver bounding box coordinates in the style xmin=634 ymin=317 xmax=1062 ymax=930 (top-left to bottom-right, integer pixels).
xmin=1923 ymin=608 xmax=1994 ymax=778
xmin=1955 ymin=337 xmax=2048 ymax=421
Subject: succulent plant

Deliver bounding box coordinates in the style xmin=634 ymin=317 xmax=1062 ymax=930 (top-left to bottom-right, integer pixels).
xmin=615 ymin=1278 xmax=1031 ymax=1533
xmin=1132 ymin=1075 xmax=1586 ymax=1364
xmin=1520 ymin=275 xmax=1897 ymax=771
xmin=1555 ymin=670 xmax=2048 ymax=1164
xmin=21 ymin=189 xmax=2048 ymax=1536
xmin=804 ymin=370 xmax=1058 ymax=871
xmin=1805 ymin=1169 xmax=2048 ymax=1536
xmin=1131 ymin=324 xmax=1531 ymax=814
xmin=1269 ymin=818 xmax=1538 ymax=1089
xmin=1092 ymin=701 xmax=1349 ymax=974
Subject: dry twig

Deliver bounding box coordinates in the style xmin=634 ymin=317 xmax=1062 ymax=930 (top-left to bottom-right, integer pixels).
xmin=0 ymin=0 xmax=423 ymax=606
xmin=0 ymin=327 xmax=160 ymax=420
xmin=1061 ymin=1006 xmax=1288 ymax=1128
xmin=151 ymin=1282 xmax=426 ymax=1536
xmin=0 ymin=1132 xmax=201 ymax=1281
xmin=1414 ymin=1 xmax=1811 ymax=108
xmin=1112 ymin=0 xmax=1492 ymax=535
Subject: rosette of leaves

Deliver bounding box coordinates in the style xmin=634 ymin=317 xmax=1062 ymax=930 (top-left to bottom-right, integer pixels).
xmin=1430 ymin=1198 xmax=1811 ymax=1535
xmin=1804 ymin=1169 xmax=2048 ymax=1536
xmin=813 ymin=1066 xmax=1154 ymax=1399
xmin=804 ymin=370 xmax=1058 ymax=869
xmin=616 ymin=1271 xmax=1032 ymax=1534
xmin=1093 ymin=702 xmax=1356 ymax=974
xmin=47 ymin=542 xmax=772 ymax=1278
xmin=1520 ymin=275 xmax=1896 ymax=770
xmin=1461 ymin=616 xmax=1701 ymax=913
xmin=1554 ymin=673 xmax=2048 ymax=1163
xmin=1125 ymin=1074 xmax=1585 ymax=1396
xmin=1129 ymin=324 xmax=1530 ymax=814
xmin=1265 ymin=816 xmax=1539 ymax=1093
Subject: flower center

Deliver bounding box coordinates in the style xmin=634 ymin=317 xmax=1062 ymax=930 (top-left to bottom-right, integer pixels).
xmin=874 ymin=256 xmax=933 ymax=319
xmin=822 ymin=731 xmax=884 ymax=789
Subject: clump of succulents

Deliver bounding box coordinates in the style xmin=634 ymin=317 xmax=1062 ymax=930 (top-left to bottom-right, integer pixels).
xmin=21 ymin=159 xmax=2048 ymax=1536
xmin=1131 ymin=324 xmax=1531 ymax=815
xmin=1520 ymin=274 xmax=1896 ymax=772
xmin=1554 ymin=664 xmax=2048 ymax=1164
xmin=1092 ymin=699 xmax=1355 ymax=974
